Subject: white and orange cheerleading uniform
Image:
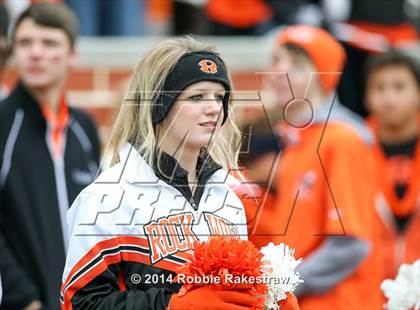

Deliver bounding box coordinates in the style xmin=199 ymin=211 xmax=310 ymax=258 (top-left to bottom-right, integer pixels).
xmin=61 ymin=143 xmax=249 ymax=309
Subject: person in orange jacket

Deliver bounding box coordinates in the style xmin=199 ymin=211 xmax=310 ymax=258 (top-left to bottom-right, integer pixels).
xmin=243 ymin=25 xmax=384 ymax=309
xmin=331 ymin=0 xmax=419 ymax=117
xmin=364 ymin=51 xmax=420 ymax=282
xmin=205 ymin=0 xmax=273 ymax=35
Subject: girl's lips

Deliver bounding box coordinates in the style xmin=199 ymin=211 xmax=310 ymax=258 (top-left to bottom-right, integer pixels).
xmin=199 ymin=121 xmax=217 ymax=127
xmin=199 ymin=122 xmax=217 ymax=132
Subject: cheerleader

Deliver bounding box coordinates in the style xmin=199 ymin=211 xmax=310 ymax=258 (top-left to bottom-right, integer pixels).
xmin=61 ymin=36 xmax=262 ymax=310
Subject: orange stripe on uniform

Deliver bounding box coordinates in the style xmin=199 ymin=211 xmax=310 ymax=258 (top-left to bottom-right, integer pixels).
xmin=61 ymin=236 xmax=150 ymax=309
xmin=61 ymin=236 xmax=193 ymax=309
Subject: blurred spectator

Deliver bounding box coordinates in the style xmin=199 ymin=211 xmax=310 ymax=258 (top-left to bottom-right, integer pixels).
xmin=364 ymin=51 xmax=420 ymax=280
xmin=238 ymin=124 xmax=282 ymax=237
xmin=0 ymin=0 xmax=9 ymax=99
xmin=326 ymin=0 xmax=420 ymax=117
xmin=267 ymin=0 xmax=325 ymax=27
xmin=244 ymin=25 xmax=383 ymax=309
xmin=0 ymin=1 xmax=9 ymax=100
xmin=144 ymin=0 xmax=172 ymax=35
xmin=2 ymin=0 xmax=29 ymax=28
xmin=238 ymin=109 xmax=284 ymax=204
xmin=205 ymin=0 xmax=274 ymax=35
xmin=0 ymin=3 xmax=100 ymax=309
xmin=0 ymin=0 xmax=7 ymax=47
xmin=173 ymin=0 xmax=209 ymax=35
xmin=0 ymin=0 xmax=4 ymax=260
xmin=65 ymin=0 xmax=145 ymax=36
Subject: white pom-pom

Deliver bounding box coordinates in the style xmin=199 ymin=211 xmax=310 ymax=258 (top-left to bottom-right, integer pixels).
xmin=381 ymin=259 xmax=420 ymax=310
xmin=260 ymin=242 xmax=303 ymax=310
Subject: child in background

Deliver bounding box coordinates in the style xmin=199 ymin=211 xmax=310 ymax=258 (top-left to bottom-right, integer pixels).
xmin=364 ymin=51 xmax=420 ymax=281
xmin=243 ymin=25 xmax=383 ymax=309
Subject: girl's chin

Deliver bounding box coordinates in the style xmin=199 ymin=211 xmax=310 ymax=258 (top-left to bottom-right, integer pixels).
xmin=185 ymin=139 xmax=214 ymax=150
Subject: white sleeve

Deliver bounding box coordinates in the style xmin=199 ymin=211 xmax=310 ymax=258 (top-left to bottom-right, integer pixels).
xmin=238 ymin=207 xmax=248 ymax=241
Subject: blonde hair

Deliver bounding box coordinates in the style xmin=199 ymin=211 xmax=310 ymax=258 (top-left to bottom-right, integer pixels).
xmin=108 ymin=36 xmax=242 ymax=174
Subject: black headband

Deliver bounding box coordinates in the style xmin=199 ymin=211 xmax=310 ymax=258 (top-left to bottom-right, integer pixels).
xmin=152 ymin=51 xmax=231 ymax=125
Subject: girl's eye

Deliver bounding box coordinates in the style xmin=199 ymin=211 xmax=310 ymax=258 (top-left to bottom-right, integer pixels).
xmin=216 ymin=94 xmax=224 ymax=102
xmin=188 ymin=94 xmax=203 ymax=101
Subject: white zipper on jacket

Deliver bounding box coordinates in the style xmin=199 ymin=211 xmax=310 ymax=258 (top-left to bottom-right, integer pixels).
xmin=69 ymin=119 xmax=99 ymax=178
xmin=0 ymin=109 xmax=24 ymax=188
xmin=45 ymin=123 xmax=70 ymax=252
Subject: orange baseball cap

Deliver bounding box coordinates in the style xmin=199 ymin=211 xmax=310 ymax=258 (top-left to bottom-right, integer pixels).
xmin=277 ymin=25 xmax=346 ymax=94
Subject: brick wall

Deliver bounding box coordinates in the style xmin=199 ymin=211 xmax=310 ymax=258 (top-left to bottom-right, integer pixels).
xmin=1 ymin=66 xmax=265 ymax=144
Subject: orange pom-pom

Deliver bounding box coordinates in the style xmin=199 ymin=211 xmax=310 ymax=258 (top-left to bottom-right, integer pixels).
xmin=175 ymin=236 xmax=267 ymax=309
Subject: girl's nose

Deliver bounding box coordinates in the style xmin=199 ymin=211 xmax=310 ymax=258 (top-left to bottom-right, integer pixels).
xmin=205 ymin=96 xmax=223 ymax=117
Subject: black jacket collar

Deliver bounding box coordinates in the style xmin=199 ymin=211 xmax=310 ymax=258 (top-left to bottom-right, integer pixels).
xmin=153 ymin=150 xmax=222 ymax=210
xmin=10 ymin=81 xmax=45 ymax=119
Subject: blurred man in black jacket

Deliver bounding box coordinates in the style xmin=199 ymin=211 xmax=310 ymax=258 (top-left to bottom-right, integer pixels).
xmin=0 ymin=3 xmax=100 ymax=309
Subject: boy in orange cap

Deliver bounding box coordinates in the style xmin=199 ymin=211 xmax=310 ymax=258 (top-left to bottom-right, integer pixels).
xmin=244 ymin=25 xmax=383 ymax=309
xmin=364 ymin=51 xmax=420 ymax=281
